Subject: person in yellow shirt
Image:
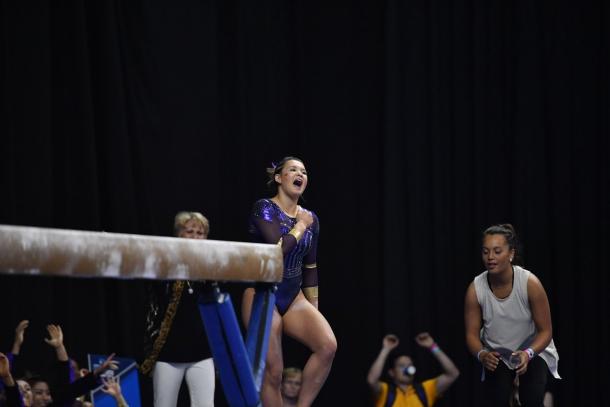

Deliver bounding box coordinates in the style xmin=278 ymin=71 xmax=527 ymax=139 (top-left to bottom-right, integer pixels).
xmin=367 ymin=333 xmax=459 ymax=407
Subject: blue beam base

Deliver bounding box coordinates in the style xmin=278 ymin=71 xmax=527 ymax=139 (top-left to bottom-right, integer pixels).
xmin=198 ymin=284 xmax=276 ymax=407
xmin=245 ymin=284 xmax=276 ymax=391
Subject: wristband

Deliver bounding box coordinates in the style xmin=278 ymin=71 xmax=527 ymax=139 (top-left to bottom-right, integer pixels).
xmin=302 ymin=286 xmax=318 ymax=300
xmin=476 ymin=349 xmax=487 ymax=362
xmin=429 ymin=343 xmax=441 ymax=354
xmin=288 ymin=228 xmax=303 ymax=242
xmin=523 ymin=347 xmax=535 ymax=361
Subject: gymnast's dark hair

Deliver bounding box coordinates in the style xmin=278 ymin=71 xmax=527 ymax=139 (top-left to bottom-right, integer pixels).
xmin=483 ymin=224 xmax=524 ymax=265
xmin=266 ymin=156 xmax=305 ymax=193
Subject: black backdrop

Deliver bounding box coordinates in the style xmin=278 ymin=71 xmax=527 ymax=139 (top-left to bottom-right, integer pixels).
xmin=1 ymin=1 xmax=608 ymax=406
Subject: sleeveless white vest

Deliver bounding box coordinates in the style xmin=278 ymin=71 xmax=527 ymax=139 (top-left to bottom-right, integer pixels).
xmin=474 ymin=265 xmax=560 ymax=378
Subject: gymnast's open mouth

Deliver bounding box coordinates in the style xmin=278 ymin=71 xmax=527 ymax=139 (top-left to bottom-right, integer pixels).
xmin=293 ymin=179 xmax=303 ymax=187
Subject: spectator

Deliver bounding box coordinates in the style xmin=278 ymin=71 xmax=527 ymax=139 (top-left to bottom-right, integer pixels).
xmin=14 ymin=324 xmax=118 ymax=407
xmin=367 ymin=333 xmax=459 ymax=407
xmin=16 ymin=380 xmax=32 ymax=406
xmin=280 ymin=367 xmax=302 ymax=407
xmin=0 ymin=353 xmax=21 ymax=407
xmin=140 ymin=212 xmax=215 ymax=407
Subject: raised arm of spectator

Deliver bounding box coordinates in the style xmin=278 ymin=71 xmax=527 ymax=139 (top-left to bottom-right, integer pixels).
xmin=8 ymin=320 xmax=29 ymax=379
xmin=11 ymin=320 xmax=29 ymax=355
xmin=54 ymin=354 xmax=119 ymax=405
xmin=41 ymin=324 xmax=74 ymax=403
xmin=367 ymin=334 xmax=399 ymax=395
xmin=414 ymin=332 xmax=460 ymax=395
xmin=0 ymin=352 xmax=21 ymax=407
xmin=44 ymin=325 xmax=68 ymax=362
xmin=93 ymin=353 xmax=119 ymax=377
xmin=101 ymin=375 xmax=129 ymax=407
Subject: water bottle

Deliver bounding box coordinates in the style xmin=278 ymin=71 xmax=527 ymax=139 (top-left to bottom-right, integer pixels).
xmin=402 ymin=365 xmax=416 ymax=376
xmin=508 ymin=353 xmax=521 ymax=370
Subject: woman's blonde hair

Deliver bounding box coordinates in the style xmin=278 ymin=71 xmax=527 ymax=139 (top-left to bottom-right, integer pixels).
xmin=174 ymin=211 xmax=210 ymax=237
xmin=282 ymin=367 xmax=302 ymax=380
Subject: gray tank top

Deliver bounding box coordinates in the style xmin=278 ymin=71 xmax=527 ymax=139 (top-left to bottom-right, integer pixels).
xmin=474 ymin=265 xmax=560 ymax=378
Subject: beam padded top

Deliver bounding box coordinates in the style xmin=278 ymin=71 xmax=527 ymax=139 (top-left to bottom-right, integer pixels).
xmin=0 ymin=225 xmax=282 ymax=283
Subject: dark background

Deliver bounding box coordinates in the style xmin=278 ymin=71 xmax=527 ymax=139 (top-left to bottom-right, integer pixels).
xmin=1 ymin=1 xmax=608 ymax=405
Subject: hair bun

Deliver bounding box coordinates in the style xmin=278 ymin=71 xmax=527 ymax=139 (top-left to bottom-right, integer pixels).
xmin=500 ymin=224 xmax=516 ymax=235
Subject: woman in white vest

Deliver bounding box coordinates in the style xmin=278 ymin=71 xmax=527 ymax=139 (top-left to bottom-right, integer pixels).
xmin=465 ymin=224 xmax=559 ymax=406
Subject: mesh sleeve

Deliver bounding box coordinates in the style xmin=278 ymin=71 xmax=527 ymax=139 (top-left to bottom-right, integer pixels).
xmin=302 ymin=213 xmax=319 ymax=287
xmin=251 ymin=200 xmax=298 ymax=255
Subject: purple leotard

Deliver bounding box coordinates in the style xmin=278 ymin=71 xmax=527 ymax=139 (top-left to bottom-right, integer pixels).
xmin=249 ymin=199 xmax=319 ymax=314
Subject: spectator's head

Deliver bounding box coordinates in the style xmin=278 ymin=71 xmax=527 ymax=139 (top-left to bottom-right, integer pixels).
xmin=281 ymin=367 xmax=302 ymax=402
xmin=174 ymin=212 xmax=209 ymax=239
xmin=388 ymin=355 xmax=416 ymax=386
xmin=17 ymin=379 xmax=33 ymax=406
xmin=27 ymin=377 xmax=52 ymax=407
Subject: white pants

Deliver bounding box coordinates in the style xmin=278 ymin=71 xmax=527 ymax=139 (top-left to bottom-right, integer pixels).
xmin=153 ymin=358 xmax=215 ymax=407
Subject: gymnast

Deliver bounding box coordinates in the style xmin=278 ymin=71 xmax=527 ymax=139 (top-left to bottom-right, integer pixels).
xmin=242 ymin=157 xmax=336 ymax=407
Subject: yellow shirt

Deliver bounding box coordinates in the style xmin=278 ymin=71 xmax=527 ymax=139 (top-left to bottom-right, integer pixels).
xmin=374 ymin=379 xmax=438 ymax=407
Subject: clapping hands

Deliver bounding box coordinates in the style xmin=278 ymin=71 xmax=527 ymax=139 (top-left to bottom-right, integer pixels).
xmin=415 ymin=332 xmax=435 ymax=349
xmin=44 ymin=324 xmax=64 ymax=349
xmin=93 ymin=353 xmax=119 ymax=376
xmin=382 ymin=334 xmax=400 ymax=351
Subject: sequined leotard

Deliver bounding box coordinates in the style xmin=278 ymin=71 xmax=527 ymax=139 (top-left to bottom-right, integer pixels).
xmin=249 ymin=199 xmax=319 ymax=314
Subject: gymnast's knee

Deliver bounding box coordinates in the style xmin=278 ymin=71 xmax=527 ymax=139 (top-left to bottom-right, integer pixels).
xmin=317 ymin=336 xmax=337 ymax=364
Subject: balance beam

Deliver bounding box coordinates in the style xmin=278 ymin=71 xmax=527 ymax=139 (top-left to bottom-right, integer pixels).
xmin=0 ymin=224 xmax=282 ymax=407
xmin=0 ymin=224 xmax=282 ymax=283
